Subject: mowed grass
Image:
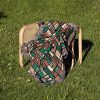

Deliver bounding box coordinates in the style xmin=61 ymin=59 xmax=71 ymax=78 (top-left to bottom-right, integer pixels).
xmin=0 ymin=0 xmax=100 ymax=100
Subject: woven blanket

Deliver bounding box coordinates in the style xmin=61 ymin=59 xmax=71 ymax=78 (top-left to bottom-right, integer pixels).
xmin=22 ymin=21 xmax=78 ymax=85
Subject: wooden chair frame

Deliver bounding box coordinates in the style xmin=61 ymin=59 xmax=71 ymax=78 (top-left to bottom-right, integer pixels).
xmin=19 ymin=22 xmax=82 ymax=68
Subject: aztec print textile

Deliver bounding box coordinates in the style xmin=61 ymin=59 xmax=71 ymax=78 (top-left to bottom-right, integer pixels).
xmin=22 ymin=21 xmax=78 ymax=85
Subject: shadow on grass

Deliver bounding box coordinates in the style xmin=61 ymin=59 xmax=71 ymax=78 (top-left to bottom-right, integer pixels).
xmin=64 ymin=39 xmax=93 ymax=77
xmin=24 ymin=59 xmax=30 ymax=66
xmin=0 ymin=12 xmax=7 ymax=19
xmin=74 ymin=39 xmax=93 ymax=62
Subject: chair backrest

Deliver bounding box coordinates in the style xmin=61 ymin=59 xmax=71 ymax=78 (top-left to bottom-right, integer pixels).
xmin=19 ymin=23 xmax=39 ymax=67
xmin=22 ymin=23 xmax=39 ymax=43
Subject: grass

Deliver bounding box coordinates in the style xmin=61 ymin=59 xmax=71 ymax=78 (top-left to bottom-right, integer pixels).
xmin=0 ymin=0 xmax=100 ymax=100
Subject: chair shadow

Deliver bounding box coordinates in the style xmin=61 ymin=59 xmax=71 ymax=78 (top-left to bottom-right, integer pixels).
xmin=74 ymin=39 xmax=93 ymax=62
xmin=0 ymin=12 xmax=7 ymax=19
xmin=64 ymin=39 xmax=93 ymax=77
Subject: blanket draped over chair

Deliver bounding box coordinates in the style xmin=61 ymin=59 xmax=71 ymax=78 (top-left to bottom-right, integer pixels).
xmin=21 ymin=21 xmax=78 ymax=85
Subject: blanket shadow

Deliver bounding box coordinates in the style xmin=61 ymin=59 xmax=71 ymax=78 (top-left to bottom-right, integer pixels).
xmin=64 ymin=39 xmax=93 ymax=77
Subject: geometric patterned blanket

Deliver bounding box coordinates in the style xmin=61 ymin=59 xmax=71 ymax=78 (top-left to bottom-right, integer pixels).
xmin=21 ymin=21 xmax=78 ymax=85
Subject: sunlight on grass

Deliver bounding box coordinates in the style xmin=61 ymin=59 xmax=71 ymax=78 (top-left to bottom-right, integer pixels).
xmin=0 ymin=0 xmax=100 ymax=100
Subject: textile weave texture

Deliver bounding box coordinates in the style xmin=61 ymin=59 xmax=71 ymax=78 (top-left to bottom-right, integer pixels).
xmin=22 ymin=21 xmax=78 ymax=85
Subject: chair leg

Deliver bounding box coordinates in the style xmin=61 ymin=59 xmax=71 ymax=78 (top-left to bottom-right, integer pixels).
xmin=71 ymin=41 xmax=75 ymax=69
xmin=19 ymin=26 xmax=25 ymax=67
xmin=19 ymin=49 xmax=23 ymax=67
xmin=78 ymin=27 xmax=82 ymax=64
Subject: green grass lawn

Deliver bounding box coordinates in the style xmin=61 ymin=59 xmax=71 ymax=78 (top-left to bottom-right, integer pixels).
xmin=0 ymin=0 xmax=100 ymax=100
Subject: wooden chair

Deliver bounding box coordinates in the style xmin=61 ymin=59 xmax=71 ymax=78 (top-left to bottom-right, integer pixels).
xmin=19 ymin=22 xmax=82 ymax=68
